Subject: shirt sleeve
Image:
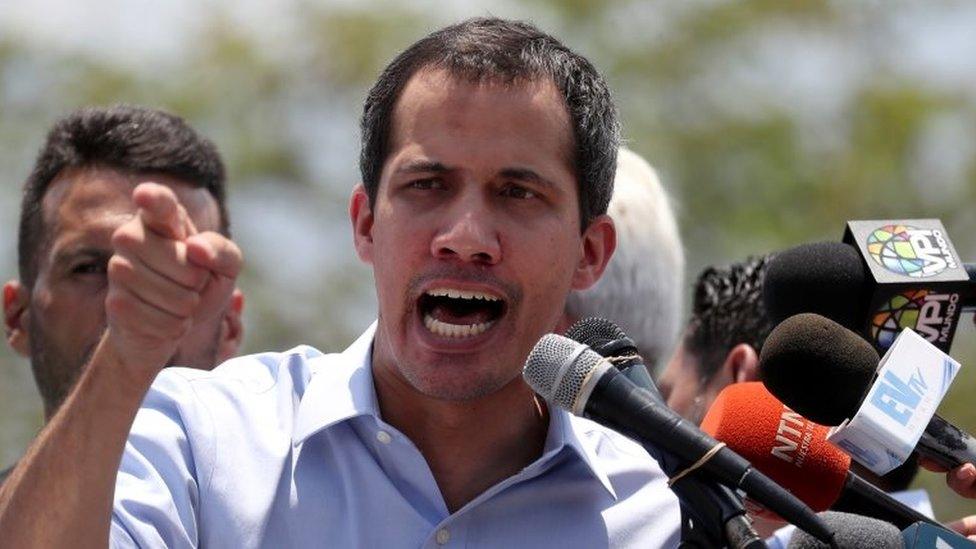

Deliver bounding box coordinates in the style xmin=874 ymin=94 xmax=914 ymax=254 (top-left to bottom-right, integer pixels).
xmin=110 ymin=371 xmax=215 ymax=549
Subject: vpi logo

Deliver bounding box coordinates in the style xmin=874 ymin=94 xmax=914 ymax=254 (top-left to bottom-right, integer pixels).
xmin=871 ymin=290 xmax=960 ymax=349
xmin=869 ymin=367 xmax=928 ymax=426
xmin=866 ymin=224 xmax=958 ymax=278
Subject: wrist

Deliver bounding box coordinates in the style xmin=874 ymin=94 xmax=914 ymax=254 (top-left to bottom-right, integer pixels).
xmin=89 ymin=331 xmax=164 ymax=397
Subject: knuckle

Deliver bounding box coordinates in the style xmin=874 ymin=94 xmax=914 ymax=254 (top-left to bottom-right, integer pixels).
xmin=175 ymin=291 xmax=200 ymax=316
xmin=111 ymin=225 xmax=140 ymax=251
xmin=227 ymin=241 xmax=244 ymax=267
xmin=107 ymin=255 xmax=133 ymax=281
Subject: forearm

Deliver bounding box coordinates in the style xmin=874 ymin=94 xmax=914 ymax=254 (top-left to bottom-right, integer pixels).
xmin=0 ymin=334 xmax=156 ymax=548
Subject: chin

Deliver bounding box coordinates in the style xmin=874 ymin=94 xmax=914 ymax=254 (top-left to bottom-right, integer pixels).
xmin=401 ymin=362 xmax=515 ymax=402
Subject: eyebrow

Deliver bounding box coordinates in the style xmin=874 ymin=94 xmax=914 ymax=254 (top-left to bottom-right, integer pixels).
xmin=395 ymin=160 xmax=451 ymax=175
xmin=498 ymin=167 xmax=557 ymax=190
xmin=52 ymin=246 xmax=111 ymax=267
xmin=397 ymin=160 xmax=557 ymax=186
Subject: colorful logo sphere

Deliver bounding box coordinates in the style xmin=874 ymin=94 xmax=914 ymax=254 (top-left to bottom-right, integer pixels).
xmin=871 ymin=290 xmax=928 ymax=349
xmin=865 ymin=225 xmax=947 ymax=278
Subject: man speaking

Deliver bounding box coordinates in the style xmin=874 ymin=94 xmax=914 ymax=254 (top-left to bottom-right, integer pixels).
xmin=0 ymin=18 xmax=680 ymax=547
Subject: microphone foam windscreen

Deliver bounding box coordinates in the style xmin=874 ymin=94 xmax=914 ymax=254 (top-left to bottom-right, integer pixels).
xmin=700 ymin=382 xmax=850 ymax=513
xmin=786 ymin=511 xmax=903 ymax=548
xmin=759 ymin=313 xmax=880 ymax=426
xmin=763 ymin=242 xmax=868 ymax=330
xmin=565 ymin=317 xmax=625 ymax=347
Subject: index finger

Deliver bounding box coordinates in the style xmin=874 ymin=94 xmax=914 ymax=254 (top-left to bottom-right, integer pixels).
xmin=947 ymin=463 xmax=976 ymax=498
xmin=918 ymin=456 xmax=950 ymax=473
xmin=133 ymin=182 xmax=198 ymax=240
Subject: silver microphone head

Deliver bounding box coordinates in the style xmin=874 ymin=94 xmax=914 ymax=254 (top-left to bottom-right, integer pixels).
xmin=523 ymin=333 xmax=612 ymax=415
xmin=565 ymin=316 xmax=626 ymax=348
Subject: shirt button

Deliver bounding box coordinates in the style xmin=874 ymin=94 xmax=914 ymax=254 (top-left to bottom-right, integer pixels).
xmin=435 ymin=528 xmax=450 ymax=545
xmin=376 ymin=430 xmax=392 ymax=444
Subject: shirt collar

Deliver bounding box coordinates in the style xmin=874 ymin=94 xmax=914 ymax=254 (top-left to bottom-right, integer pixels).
xmin=543 ymin=405 xmax=618 ymax=500
xmin=292 ymin=322 xmax=380 ymax=445
xmin=292 ymin=322 xmax=617 ymax=500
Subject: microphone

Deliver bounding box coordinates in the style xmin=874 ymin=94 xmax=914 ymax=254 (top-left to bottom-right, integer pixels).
xmin=762 ymin=232 xmax=974 ymax=357
xmin=700 ymin=382 xmax=938 ymax=530
xmin=759 ymin=313 xmax=976 ymax=471
xmin=523 ymin=333 xmax=835 ymax=546
xmin=565 ymin=317 xmax=762 ymax=549
xmin=565 ymin=317 xmax=660 ymax=400
xmin=786 ymin=511 xmax=902 ymax=549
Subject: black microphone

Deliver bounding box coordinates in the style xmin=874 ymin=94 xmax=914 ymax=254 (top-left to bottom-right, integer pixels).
xmin=566 ymin=317 xmax=763 ymax=549
xmin=760 ymin=313 xmax=976 ymax=470
xmin=786 ymin=511 xmax=903 ymax=549
xmin=523 ymin=333 xmax=835 ymax=546
xmin=763 ymin=226 xmax=975 ymax=358
xmin=565 ymin=317 xmax=660 ymax=399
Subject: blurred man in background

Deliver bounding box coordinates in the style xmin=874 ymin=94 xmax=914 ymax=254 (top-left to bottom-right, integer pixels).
xmin=658 ymin=255 xmax=772 ymax=425
xmin=561 ymin=147 xmax=685 ymax=372
xmin=1 ymin=105 xmax=244 ymax=483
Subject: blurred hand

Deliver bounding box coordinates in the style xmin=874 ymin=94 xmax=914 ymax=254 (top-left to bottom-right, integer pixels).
xmin=918 ymin=458 xmax=976 ymax=499
xmin=105 ymin=182 xmax=242 ymax=378
xmin=948 ymin=515 xmax=976 ymax=540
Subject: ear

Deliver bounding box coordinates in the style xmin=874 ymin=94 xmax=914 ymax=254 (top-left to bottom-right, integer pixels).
xmin=215 ymin=287 xmax=245 ymax=363
xmin=3 ymin=280 xmax=30 ymax=357
xmin=571 ymin=214 xmax=616 ymax=290
xmin=349 ymin=184 xmax=375 ymax=265
xmin=724 ymin=343 xmax=760 ymax=384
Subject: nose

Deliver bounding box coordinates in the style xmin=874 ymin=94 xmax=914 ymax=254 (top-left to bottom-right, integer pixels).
xmin=431 ymin=195 xmax=501 ymax=265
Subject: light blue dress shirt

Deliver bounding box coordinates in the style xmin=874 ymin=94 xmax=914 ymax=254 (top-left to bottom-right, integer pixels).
xmin=110 ymin=324 xmax=681 ymax=548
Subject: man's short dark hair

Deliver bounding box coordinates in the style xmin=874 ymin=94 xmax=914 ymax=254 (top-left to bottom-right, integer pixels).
xmin=684 ymin=255 xmax=774 ymax=380
xmin=360 ymin=17 xmax=619 ymax=227
xmin=18 ymin=104 xmax=229 ymax=287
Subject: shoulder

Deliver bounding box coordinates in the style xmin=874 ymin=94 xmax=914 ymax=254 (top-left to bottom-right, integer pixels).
xmin=151 ymin=345 xmax=336 ymax=400
xmin=134 ymin=344 xmax=349 ymax=445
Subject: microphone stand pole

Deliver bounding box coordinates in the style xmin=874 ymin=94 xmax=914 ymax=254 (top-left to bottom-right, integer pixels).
xmin=590 ymin=340 xmax=765 ymax=549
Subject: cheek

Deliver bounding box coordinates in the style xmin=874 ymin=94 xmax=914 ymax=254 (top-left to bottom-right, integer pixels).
xmin=664 ymin=371 xmax=697 ymax=412
xmin=38 ymin=286 xmax=107 ymax=331
xmin=526 ymin=239 xmax=582 ymax=298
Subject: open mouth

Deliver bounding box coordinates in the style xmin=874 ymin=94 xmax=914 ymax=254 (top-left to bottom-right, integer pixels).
xmin=418 ymin=288 xmax=506 ymax=338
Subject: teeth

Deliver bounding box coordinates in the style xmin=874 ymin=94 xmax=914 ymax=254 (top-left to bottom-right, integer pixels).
xmin=424 ymin=314 xmax=494 ymax=338
xmin=426 ymin=288 xmax=500 ymax=301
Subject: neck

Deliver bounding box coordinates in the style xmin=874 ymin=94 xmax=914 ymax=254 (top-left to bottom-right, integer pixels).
xmin=372 ymin=360 xmax=549 ymax=513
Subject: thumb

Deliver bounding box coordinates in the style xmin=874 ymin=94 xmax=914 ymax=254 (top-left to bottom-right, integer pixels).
xmin=186 ymin=232 xmax=243 ymax=279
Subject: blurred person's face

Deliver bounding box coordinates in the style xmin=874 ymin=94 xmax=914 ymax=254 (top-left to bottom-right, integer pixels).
xmin=659 ymin=336 xmax=759 ymax=425
xmin=351 ymin=68 xmax=614 ymax=402
xmin=3 ymin=167 xmax=243 ymax=419
xmin=658 ymin=341 xmax=713 ymax=425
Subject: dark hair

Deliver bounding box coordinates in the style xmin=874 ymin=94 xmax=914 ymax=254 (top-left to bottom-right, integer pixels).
xmin=18 ymin=104 xmax=229 ymax=287
xmin=685 ymin=255 xmax=775 ymax=380
xmin=360 ymin=17 xmax=619 ymax=227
